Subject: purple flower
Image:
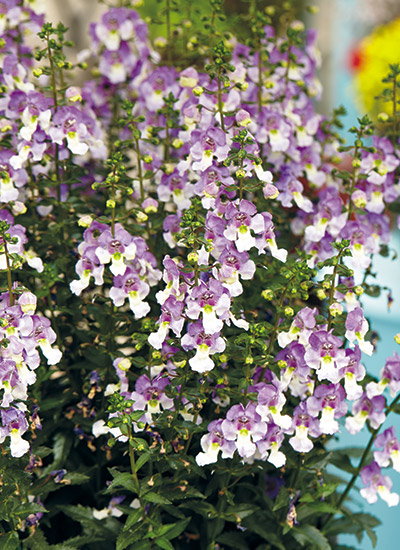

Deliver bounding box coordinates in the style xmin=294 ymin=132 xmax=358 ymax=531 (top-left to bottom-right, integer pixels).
xmin=374 ymin=427 xmax=400 ymax=472
xmin=360 ymin=461 xmax=399 ymax=506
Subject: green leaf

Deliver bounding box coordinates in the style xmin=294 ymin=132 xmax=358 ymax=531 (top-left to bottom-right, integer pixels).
xmin=106 ymin=470 xmax=138 ymax=493
xmin=158 ymin=518 xmax=191 ymax=540
xmin=117 ymin=529 xmax=136 ymax=550
xmin=216 ymin=532 xmax=248 ymax=550
xmin=13 ymin=503 xmax=47 ymax=518
xmin=154 ymin=538 xmax=174 ymax=550
xmin=124 ymin=509 xmax=143 ymax=531
xmin=143 ymin=492 xmax=172 ymax=505
xmin=0 ymin=532 xmax=19 ymax=550
xmin=242 ymin=515 xmax=285 ymax=550
xmin=272 ymin=486 xmax=291 ymax=512
xmin=129 ymin=542 xmax=152 ymax=550
xmin=291 ymin=525 xmax=332 ymax=550
xmin=135 ymin=452 xmax=151 ymax=473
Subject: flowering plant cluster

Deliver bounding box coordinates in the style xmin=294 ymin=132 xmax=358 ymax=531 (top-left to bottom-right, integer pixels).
xmin=1 ymin=1 xmax=400 ymax=549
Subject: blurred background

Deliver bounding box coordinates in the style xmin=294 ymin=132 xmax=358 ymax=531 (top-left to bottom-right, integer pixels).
xmin=41 ymin=0 xmax=400 ymax=547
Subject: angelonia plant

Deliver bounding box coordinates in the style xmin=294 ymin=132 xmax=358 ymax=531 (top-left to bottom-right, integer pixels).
xmin=2 ymin=1 xmax=400 ymax=549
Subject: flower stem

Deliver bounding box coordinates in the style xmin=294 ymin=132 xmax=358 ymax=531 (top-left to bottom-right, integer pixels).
xmin=3 ymin=240 xmax=14 ymax=306
xmin=323 ymin=391 xmax=400 ymax=531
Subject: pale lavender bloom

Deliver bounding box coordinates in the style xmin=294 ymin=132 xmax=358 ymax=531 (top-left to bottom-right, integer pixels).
xmin=304 ymin=330 xmax=347 ymax=383
xmin=367 ymin=352 xmax=400 ymax=399
xmin=221 ymin=402 xmax=267 ymax=459
xmin=181 ymin=321 xmax=225 ymax=373
xmin=186 ymin=278 xmax=231 ymax=334
xmin=196 ymin=419 xmax=236 ymax=466
xmin=345 ymin=307 xmax=374 ymax=355
xmin=223 ymin=200 xmax=264 ymax=253
xmin=255 ymin=423 xmax=286 ymax=468
xmin=345 ymin=393 xmax=386 ymax=435
xmin=212 ymin=245 xmax=255 ymax=297
xmin=306 ymin=383 xmax=347 ymax=435
xmin=109 ymin=268 xmax=150 ymax=319
xmin=289 ymin=402 xmax=321 ymax=453
xmin=0 ymin=406 xmax=30 ymax=457
xmin=374 ymin=427 xmax=400 ymax=472
xmin=339 ymin=346 xmax=366 ymax=400
xmin=360 ymin=461 xmax=399 ymax=506
xmin=95 ymin=223 xmax=137 ymax=276
xmin=148 ymin=295 xmax=185 ymax=350
xmin=130 ymin=374 xmax=174 ymax=427
xmin=277 ymin=307 xmax=317 ymax=348
xmin=256 ymin=382 xmax=291 ymax=431
xmin=191 ymin=127 xmax=230 ymax=172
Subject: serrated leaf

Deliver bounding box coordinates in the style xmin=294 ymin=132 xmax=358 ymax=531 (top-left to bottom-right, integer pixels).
xmin=135 ymin=452 xmax=151 ymax=473
xmin=273 ymin=486 xmax=291 ymax=512
xmin=242 ymin=514 xmax=285 ymax=550
xmin=216 ymin=532 xmax=248 ymax=550
xmin=154 ymin=538 xmax=174 ymax=550
xmin=158 ymin=518 xmax=191 ymax=540
xmin=291 ymin=525 xmax=331 ymax=550
xmin=129 ymin=542 xmax=152 ymax=550
xmin=13 ymin=503 xmax=47 ymax=518
xmin=124 ymin=509 xmax=143 ymax=531
xmin=106 ymin=470 xmax=138 ymax=493
xmin=0 ymin=531 xmax=19 ymax=550
xmin=143 ymin=492 xmax=172 ymax=505
xmin=116 ymin=529 xmax=135 ymax=550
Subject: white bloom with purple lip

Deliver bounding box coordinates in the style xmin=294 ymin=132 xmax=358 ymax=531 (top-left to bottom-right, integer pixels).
xmin=304 ymin=330 xmax=347 ymax=383
xmin=130 ymin=374 xmax=174 ymax=426
xmin=212 ymin=247 xmax=255 ymax=297
xmin=191 ymin=127 xmax=231 ymax=172
xmin=181 ymin=321 xmax=225 ymax=373
xmin=223 ymin=200 xmax=264 ymax=253
xmin=345 ymin=307 xmax=374 ymax=356
xmin=0 ymin=406 xmax=30 ymax=458
xmin=360 ymin=461 xmax=399 ymax=507
xmin=366 ymin=352 xmax=400 ymax=399
xmin=255 ymin=423 xmax=286 ymax=468
xmin=306 ymin=383 xmax=347 ymax=435
xmin=186 ymin=278 xmax=230 ymax=335
xmin=289 ymin=402 xmax=321 ymax=453
xmin=374 ymin=427 xmax=400 ymax=472
xmin=95 ymin=224 xmax=137 ymax=276
xmin=339 ymin=346 xmax=366 ymax=401
xmin=196 ymin=419 xmax=236 ymax=466
xmin=345 ymin=393 xmax=386 ymax=435
xmin=148 ymin=295 xmax=185 ymax=350
xmin=256 ymin=382 xmax=291 ymax=431
xmin=221 ymin=403 xmax=267 ymax=459
xmin=109 ymin=268 xmax=150 ymax=318
xmin=277 ymin=307 xmax=317 ymax=349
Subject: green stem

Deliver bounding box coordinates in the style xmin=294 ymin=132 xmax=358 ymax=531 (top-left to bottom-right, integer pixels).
xmin=127 ymin=425 xmax=140 ymax=494
xmin=3 ymin=240 xmax=14 ymax=306
xmin=166 ymin=0 xmax=172 ymax=65
xmin=393 ymin=75 xmax=397 ymax=144
xmin=257 ymin=280 xmax=291 ymax=383
xmin=323 ymin=392 xmax=400 ymax=531
xmin=134 ymin=137 xmax=144 ymax=201
xmin=217 ymin=74 xmax=226 ymax=133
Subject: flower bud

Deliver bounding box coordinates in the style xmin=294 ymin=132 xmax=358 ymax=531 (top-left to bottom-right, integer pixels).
xmin=193 ymin=86 xmax=204 ymax=97
xmin=262 ymin=289 xmax=274 ymax=300
xmin=378 ymin=112 xmax=389 ymax=122
xmin=106 ymin=199 xmax=116 ymax=209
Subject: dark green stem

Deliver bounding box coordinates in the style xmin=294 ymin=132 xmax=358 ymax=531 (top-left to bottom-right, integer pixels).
xmin=3 ymin=240 xmax=14 ymax=305
xmin=323 ymin=392 xmax=400 ymax=531
xmin=217 ymin=74 xmax=226 ymax=133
